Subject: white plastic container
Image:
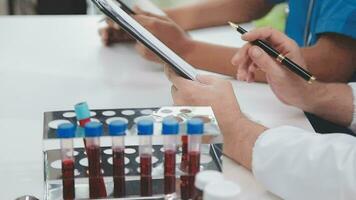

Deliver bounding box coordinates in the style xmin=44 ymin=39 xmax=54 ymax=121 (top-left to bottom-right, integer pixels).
xmin=193 ymin=170 xmax=224 ymax=200
xmin=203 ymin=180 xmax=241 ymax=200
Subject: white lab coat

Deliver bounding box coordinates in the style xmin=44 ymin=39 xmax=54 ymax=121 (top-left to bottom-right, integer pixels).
xmin=252 ymin=83 xmax=356 ymax=200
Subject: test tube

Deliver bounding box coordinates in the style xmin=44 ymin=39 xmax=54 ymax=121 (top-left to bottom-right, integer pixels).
xmin=85 ymin=121 xmax=107 ymax=198
xmin=203 ymin=180 xmax=241 ymax=200
xmin=74 ymin=102 xmax=91 ymax=127
xmin=137 ymin=119 xmax=154 ymax=197
xmin=109 ymin=120 xmax=127 ymax=198
xmin=193 ymin=171 xmax=224 ymax=200
xmin=188 ymin=118 xmax=204 ymax=199
xmin=57 ymin=123 xmax=76 ymax=200
xmin=180 ymin=118 xmax=204 ymax=199
xmin=180 ymin=135 xmax=189 ymax=172
xmin=75 ymin=103 xmax=107 ymax=197
xmin=162 ymin=118 xmax=179 ymax=195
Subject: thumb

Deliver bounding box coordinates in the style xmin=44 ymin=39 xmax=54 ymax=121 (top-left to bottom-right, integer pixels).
xmin=248 ymin=46 xmax=284 ymax=75
xmin=196 ymin=75 xmax=216 ymax=85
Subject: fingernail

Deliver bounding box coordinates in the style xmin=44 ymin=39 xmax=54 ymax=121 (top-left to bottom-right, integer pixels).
xmin=251 ymin=47 xmax=262 ymax=58
xmin=241 ymin=33 xmax=248 ymax=40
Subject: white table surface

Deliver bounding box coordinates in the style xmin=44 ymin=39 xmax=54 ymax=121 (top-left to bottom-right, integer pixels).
xmin=0 ymin=15 xmax=314 ymax=199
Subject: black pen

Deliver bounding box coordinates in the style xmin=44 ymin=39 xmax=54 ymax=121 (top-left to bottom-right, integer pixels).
xmin=228 ymin=22 xmax=316 ymax=83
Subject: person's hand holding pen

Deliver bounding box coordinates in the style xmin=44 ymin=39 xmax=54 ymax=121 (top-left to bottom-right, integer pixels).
xmin=232 ymin=27 xmax=317 ymax=110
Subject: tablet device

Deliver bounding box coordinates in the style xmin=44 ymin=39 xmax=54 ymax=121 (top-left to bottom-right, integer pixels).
xmin=92 ymin=0 xmax=198 ymax=80
xmin=115 ymin=0 xmax=135 ymax=15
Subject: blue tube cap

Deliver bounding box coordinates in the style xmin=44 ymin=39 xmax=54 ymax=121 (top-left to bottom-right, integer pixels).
xmin=85 ymin=122 xmax=103 ymax=137
xmin=109 ymin=120 xmax=128 ymax=136
xmin=162 ymin=118 xmax=179 ymax=135
xmin=137 ymin=119 xmax=154 ymax=135
xmin=187 ymin=118 xmax=204 ymax=135
xmin=57 ymin=123 xmax=76 ymax=138
xmin=74 ymin=102 xmax=90 ymax=120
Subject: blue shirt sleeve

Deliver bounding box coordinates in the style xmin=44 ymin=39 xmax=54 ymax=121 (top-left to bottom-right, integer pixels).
xmin=315 ymin=0 xmax=356 ymax=40
xmin=265 ymin=0 xmax=286 ymax=4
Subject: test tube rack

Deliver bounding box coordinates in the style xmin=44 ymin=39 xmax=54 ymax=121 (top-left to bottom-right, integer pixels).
xmin=43 ymin=106 xmax=223 ymax=200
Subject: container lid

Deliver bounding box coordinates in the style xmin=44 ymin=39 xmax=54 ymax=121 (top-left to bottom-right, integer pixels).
xmin=203 ymin=180 xmax=241 ymax=200
xmin=137 ymin=119 xmax=154 ymax=135
xmin=109 ymin=120 xmax=127 ymax=136
xmin=74 ymin=102 xmax=90 ymax=120
xmin=187 ymin=118 xmax=204 ymax=135
xmin=162 ymin=118 xmax=179 ymax=135
xmin=195 ymin=170 xmax=224 ymax=190
xmin=85 ymin=121 xmax=103 ymax=137
xmin=57 ymin=123 xmax=75 ymax=138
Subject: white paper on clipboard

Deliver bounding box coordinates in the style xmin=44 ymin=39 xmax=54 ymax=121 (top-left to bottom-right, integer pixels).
xmin=95 ymin=0 xmax=198 ymax=80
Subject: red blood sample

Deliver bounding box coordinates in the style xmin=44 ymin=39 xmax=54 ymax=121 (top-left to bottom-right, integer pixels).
xmin=180 ymin=136 xmax=188 ymax=171
xmin=62 ymin=159 xmax=75 ymax=200
xmin=79 ymin=118 xmax=91 ymax=127
xmin=180 ymin=175 xmax=190 ymax=200
xmin=79 ymin=118 xmax=107 ymax=198
xmin=87 ymin=145 xmax=107 ymax=198
xmin=113 ymin=149 xmax=126 ymax=197
xmin=188 ymin=151 xmax=200 ymax=198
xmin=164 ymin=149 xmax=176 ymax=194
xmin=140 ymin=154 xmax=152 ymax=196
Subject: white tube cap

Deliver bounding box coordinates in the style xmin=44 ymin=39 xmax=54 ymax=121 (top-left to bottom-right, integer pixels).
xmin=203 ymin=180 xmax=241 ymax=200
xmin=194 ymin=170 xmax=224 ymax=190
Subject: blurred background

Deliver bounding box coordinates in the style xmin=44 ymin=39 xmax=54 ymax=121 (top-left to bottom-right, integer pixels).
xmin=0 ymin=0 xmax=198 ymax=15
xmin=0 ymin=0 xmax=286 ymax=31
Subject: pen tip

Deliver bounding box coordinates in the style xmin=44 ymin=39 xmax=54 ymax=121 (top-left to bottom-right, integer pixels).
xmin=228 ymin=21 xmax=239 ymax=29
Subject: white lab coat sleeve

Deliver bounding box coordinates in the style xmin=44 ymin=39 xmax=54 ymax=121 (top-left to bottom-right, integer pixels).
xmin=252 ymin=126 xmax=356 ymax=200
xmin=348 ymin=83 xmax=356 ymax=133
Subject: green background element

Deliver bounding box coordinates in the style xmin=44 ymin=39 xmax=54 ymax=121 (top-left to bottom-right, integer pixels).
xmin=254 ymin=3 xmax=287 ymax=32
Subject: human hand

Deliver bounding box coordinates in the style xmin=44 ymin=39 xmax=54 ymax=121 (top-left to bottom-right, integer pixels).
xmin=98 ymin=18 xmax=134 ymax=46
xmin=231 ymin=27 xmax=312 ymax=108
xmin=164 ymin=66 xmax=244 ymax=129
xmin=98 ymin=6 xmax=151 ymax=46
xmin=132 ymin=8 xmax=192 ymax=62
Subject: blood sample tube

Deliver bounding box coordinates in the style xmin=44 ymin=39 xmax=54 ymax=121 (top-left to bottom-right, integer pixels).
xmin=162 ymin=118 xmax=179 ymax=195
xmin=180 ymin=135 xmax=189 ymax=172
xmin=108 ymin=120 xmax=127 ymax=198
xmin=85 ymin=121 xmax=107 ymax=198
xmin=193 ymin=170 xmax=224 ymax=200
xmin=75 ymin=102 xmax=107 ymax=197
xmin=187 ymin=118 xmax=204 ymax=199
xmin=74 ymin=102 xmax=91 ymax=127
xmin=203 ymin=180 xmax=241 ymax=200
xmin=57 ymin=123 xmax=76 ymax=200
xmin=137 ymin=119 xmax=154 ymax=197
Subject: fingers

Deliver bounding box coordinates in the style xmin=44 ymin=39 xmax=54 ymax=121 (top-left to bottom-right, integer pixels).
xmin=164 ymin=65 xmax=196 ymax=89
xmin=244 ymin=62 xmax=256 ymax=83
xmin=196 ymin=75 xmax=217 ymax=85
xmin=99 ymin=28 xmax=110 ymax=46
xmin=248 ymin=46 xmax=285 ymax=76
xmin=133 ymin=14 xmax=170 ymax=34
xmin=232 ymin=43 xmax=252 ymax=81
xmin=133 ymin=6 xmax=170 ymax=22
xmin=241 ymin=27 xmax=297 ymax=50
xmin=135 ymin=43 xmax=159 ymax=62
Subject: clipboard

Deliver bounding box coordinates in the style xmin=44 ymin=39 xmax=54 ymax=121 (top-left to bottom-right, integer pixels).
xmin=92 ymin=0 xmax=198 ymax=80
